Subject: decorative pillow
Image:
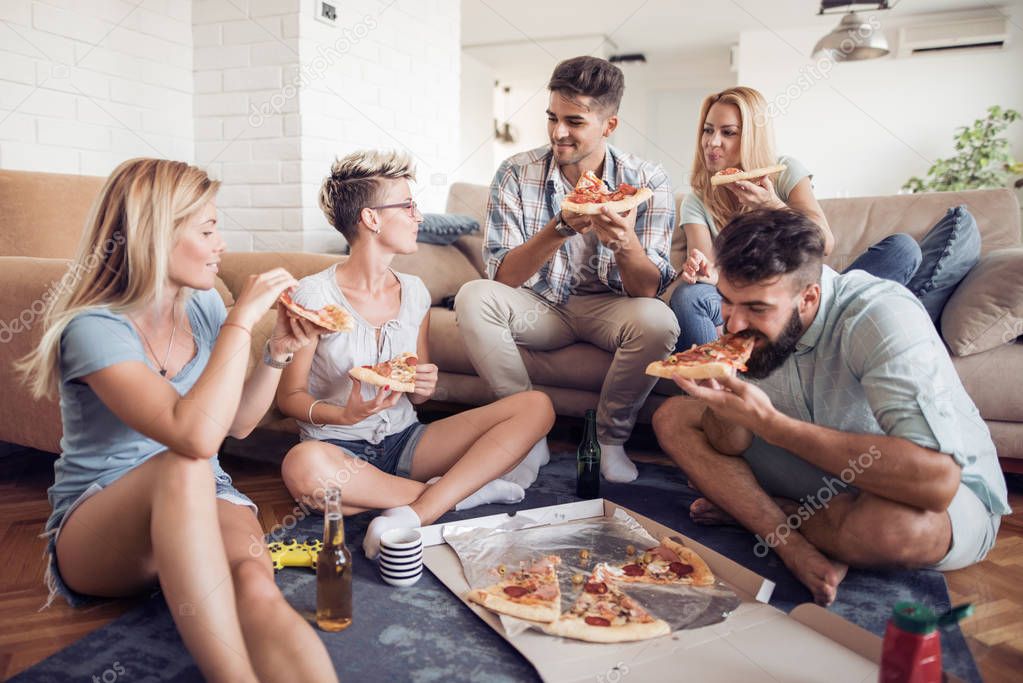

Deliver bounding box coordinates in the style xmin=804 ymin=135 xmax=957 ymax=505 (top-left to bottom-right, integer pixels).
xmin=941 ymin=247 xmax=1023 ymax=357
xmin=417 ymin=213 xmax=479 ymax=245
xmin=906 ymin=205 xmax=981 ymax=323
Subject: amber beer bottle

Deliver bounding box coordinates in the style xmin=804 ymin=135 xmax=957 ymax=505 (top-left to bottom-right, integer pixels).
xmin=576 ymin=409 xmax=601 ymax=499
xmin=316 ymin=487 xmax=353 ymax=632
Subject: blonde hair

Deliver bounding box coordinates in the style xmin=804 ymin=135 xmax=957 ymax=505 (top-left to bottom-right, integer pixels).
xmin=318 ymin=149 xmax=416 ymax=243
xmin=18 ymin=158 xmax=219 ymax=399
xmin=690 ymin=86 xmax=778 ymax=232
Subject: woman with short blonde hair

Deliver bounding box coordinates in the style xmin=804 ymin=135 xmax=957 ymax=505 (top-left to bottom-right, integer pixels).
xmin=20 ymin=158 xmax=337 ymax=682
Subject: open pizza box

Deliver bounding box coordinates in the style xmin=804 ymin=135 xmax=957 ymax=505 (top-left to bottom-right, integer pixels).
xmin=420 ymin=499 xmax=882 ymax=683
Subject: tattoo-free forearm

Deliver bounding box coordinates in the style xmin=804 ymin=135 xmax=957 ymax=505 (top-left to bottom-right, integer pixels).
xmin=761 ymin=413 xmax=960 ymax=512
xmin=614 ymin=235 xmax=661 ymax=297
xmin=494 ymin=218 xmax=569 ymax=288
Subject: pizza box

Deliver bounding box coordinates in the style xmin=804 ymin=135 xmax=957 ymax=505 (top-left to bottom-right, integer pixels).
xmin=421 ymin=498 xmax=882 ymax=683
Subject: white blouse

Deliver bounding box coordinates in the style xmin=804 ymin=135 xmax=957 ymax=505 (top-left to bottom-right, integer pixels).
xmin=292 ymin=264 xmax=431 ymax=444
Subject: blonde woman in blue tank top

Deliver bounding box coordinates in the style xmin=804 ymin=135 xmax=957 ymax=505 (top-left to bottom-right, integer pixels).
xmin=19 ymin=159 xmax=338 ymax=682
xmin=276 ymin=150 xmax=556 ymax=560
xmin=671 ymin=86 xmax=922 ymax=352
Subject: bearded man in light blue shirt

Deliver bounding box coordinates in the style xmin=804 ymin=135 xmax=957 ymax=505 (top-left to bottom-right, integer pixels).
xmin=653 ymin=209 xmax=1009 ymax=606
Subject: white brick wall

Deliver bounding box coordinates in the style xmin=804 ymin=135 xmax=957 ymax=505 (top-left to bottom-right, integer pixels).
xmin=0 ymin=0 xmax=193 ymax=175
xmin=296 ymin=0 xmax=461 ymax=252
xmin=193 ymin=0 xmax=303 ymax=252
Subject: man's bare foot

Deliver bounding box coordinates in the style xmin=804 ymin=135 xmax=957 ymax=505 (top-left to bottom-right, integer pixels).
xmin=689 ymin=497 xmax=739 ymax=526
xmin=775 ymin=537 xmax=848 ymax=606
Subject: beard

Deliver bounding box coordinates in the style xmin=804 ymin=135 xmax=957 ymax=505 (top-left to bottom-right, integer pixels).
xmin=741 ymin=306 xmax=807 ymax=380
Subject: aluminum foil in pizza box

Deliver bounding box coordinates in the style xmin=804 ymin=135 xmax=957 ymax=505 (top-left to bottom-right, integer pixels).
xmin=443 ymin=508 xmax=741 ymax=637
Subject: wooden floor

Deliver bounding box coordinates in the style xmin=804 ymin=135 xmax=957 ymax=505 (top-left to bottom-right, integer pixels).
xmin=1 ymin=424 xmax=1022 ymax=682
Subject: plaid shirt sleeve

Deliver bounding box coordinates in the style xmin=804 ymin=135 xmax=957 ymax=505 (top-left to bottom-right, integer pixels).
xmin=607 ymin=164 xmax=676 ymax=295
xmin=483 ymin=161 xmax=526 ymax=281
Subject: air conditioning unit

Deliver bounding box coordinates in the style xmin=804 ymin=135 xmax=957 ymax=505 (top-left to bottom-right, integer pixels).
xmin=896 ymin=15 xmax=1010 ymax=57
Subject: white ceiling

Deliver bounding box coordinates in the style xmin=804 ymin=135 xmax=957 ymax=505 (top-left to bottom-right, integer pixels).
xmin=462 ymin=0 xmax=1021 ymax=69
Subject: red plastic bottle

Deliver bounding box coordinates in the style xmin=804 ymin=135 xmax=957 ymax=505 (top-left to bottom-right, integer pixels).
xmin=879 ymin=602 xmax=972 ymax=683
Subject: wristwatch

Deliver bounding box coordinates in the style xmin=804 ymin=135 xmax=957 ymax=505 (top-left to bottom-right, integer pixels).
xmin=554 ymin=215 xmax=576 ymax=237
xmin=263 ymin=339 xmax=293 ymax=369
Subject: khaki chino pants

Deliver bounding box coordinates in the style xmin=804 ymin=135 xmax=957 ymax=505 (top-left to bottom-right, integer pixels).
xmin=454 ymin=280 xmax=680 ymax=444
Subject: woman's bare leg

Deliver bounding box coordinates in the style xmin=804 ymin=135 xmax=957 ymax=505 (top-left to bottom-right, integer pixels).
xmin=55 ymin=452 xmax=258 ymax=682
xmin=217 ymin=501 xmax=337 ymax=683
xmin=407 ymin=391 xmax=555 ymax=524
xmin=281 ymin=440 xmax=427 ymax=514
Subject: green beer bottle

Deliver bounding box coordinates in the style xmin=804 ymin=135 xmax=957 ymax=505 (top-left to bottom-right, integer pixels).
xmin=576 ymin=409 xmax=601 ymax=499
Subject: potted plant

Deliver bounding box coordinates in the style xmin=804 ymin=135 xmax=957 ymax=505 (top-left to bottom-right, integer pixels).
xmin=903 ymin=105 xmax=1021 ymax=193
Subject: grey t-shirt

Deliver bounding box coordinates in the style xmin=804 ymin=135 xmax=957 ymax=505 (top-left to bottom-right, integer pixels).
xmin=47 ymin=289 xmax=236 ymax=531
xmin=680 ymin=155 xmax=811 ymax=237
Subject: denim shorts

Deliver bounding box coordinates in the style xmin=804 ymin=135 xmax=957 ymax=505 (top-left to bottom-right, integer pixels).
xmin=322 ymin=422 xmax=425 ymax=478
xmin=44 ymin=471 xmax=256 ymax=608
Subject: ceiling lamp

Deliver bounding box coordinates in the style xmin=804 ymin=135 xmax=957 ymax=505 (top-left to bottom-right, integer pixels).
xmin=812 ymin=1 xmax=894 ymax=62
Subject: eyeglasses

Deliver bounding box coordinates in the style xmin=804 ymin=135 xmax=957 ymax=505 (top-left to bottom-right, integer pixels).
xmin=369 ymin=199 xmax=419 ymax=217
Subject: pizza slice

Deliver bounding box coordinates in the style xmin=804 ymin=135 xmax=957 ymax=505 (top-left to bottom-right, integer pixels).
xmin=603 ymin=536 xmax=715 ymax=587
xmin=542 ymin=565 xmax=670 ymax=643
xmin=348 ymin=352 xmax=418 ymax=393
xmin=466 ymin=555 xmax=562 ymax=623
xmin=561 ymin=170 xmax=653 ymax=216
xmin=278 ymin=289 xmax=354 ymax=333
xmin=710 ymin=163 xmax=787 ymax=186
xmin=645 ymin=332 xmax=755 ymax=381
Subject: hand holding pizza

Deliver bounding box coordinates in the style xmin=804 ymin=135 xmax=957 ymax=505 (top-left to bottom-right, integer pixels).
xmin=340 ymin=378 xmax=403 ymax=425
xmin=558 ymin=209 xmax=593 ymax=236
xmin=590 ymin=204 xmax=637 ymax=249
xmin=674 ymin=373 xmax=777 ymax=435
xmin=229 ymin=268 xmax=300 ymax=330
xmin=682 ymin=248 xmax=717 ymax=285
xmin=268 ymin=305 xmax=323 ymax=359
xmin=724 ymin=175 xmax=786 ymax=211
xmin=411 ymin=362 xmax=438 ymax=401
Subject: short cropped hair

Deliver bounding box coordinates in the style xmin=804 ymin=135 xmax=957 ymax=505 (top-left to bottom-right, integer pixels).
xmin=547 ymin=56 xmax=625 ymax=115
xmin=713 ymin=209 xmax=825 ymax=289
xmin=318 ymin=150 xmax=416 ymax=242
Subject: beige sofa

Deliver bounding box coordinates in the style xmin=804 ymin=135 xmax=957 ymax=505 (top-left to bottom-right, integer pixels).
xmin=2 ymin=170 xmax=1021 ymax=470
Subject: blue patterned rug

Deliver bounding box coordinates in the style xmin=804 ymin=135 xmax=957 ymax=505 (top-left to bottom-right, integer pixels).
xmin=13 ymin=454 xmax=979 ymax=682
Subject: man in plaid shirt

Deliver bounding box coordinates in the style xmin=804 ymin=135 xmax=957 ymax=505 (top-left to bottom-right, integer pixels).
xmin=456 ymin=56 xmax=679 ymax=485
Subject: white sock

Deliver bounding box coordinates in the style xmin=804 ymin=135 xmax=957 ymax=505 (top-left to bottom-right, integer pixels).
xmin=363 ymin=505 xmax=420 ymax=560
xmin=428 ymin=476 xmax=526 ymax=511
xmin=500 ymin=438 xmax=550 ymax=489
xmin=599 ymin=443 xmax=638 ymax=483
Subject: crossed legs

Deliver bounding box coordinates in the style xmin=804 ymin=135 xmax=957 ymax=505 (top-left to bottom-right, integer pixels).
xmin=652 ymin=397 xmax=954 ymax=605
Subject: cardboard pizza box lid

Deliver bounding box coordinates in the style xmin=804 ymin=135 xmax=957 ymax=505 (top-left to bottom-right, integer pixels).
xmin=421 ymin=499 xmax=880 ymax=683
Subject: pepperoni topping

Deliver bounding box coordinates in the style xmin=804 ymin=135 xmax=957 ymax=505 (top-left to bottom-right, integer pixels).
xmin=503 ymin=585 xmax=530 ymax=598
xmin=718 ymin=167 xmax=741 ymax=175
xmin=622 ymin=564 xmax=645 ymax=577
xmin=670 ymin=562 xmax=694 ymax=577
xmin=583 ymin=581 xmax=608 ymax=594
xmin=405 ymin=356 xmax=417 ymax=366
xmin=585 ymin=616 xmax=611 ymax=627
xmin=618 ymin=183 xmax=638 ymax=196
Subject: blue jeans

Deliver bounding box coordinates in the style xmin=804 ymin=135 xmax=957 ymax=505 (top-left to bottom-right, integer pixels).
xmin=669 ymin=233 xmax=922 ymax=351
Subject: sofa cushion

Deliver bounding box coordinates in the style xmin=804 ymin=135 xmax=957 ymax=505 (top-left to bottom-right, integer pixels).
xmin=392 ymin=244 xmax=481 ymax=305
xmin=219 ymin=252 xmax=341 ymax=299
xmin=0 ymin=170 xmax=105 ymax=259
xmin=950 ymin=341 xmax=1023 ymax=422
xmin=418 ymin=213 xmax=479 ymax=245
xmin=941 ymin=246 xmax=1023 ymax=357
xmin=906 ymin=206 xmax=981 ymax=323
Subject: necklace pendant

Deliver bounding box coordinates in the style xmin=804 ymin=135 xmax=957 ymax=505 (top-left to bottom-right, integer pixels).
xmin=160 ymin=369 xmax=168 ymax=377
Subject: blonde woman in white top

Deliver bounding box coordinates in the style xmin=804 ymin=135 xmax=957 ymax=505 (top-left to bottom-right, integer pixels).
xmin=277 ymin=150 xmax=556 ymax=558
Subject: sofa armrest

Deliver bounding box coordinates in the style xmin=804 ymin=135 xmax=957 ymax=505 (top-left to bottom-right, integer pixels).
xmin=941 ymin=246 xmax=1023 ymax=357
xmin=0 ymin=257 xmax=76 ymax=453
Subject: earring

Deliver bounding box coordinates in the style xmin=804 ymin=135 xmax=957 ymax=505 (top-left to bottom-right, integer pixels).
xmin=371 ymin=226 xmax=381 ymax=236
